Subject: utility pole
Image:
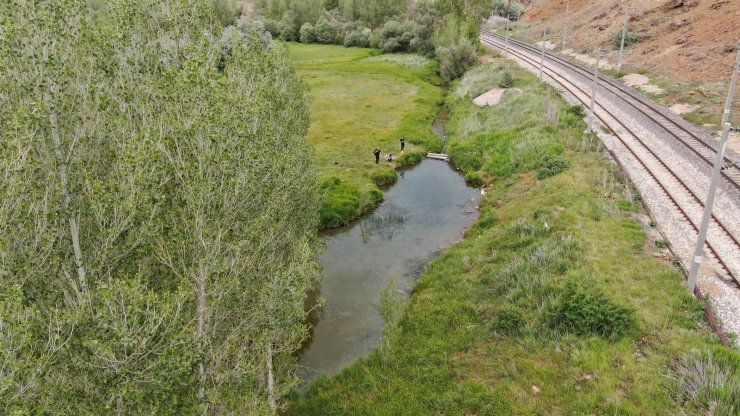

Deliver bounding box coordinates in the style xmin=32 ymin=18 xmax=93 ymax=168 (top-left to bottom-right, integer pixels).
xmin=562 ymin=1 xmax=570 ymax=50
xmin=687 ymin=46 xmax=740 ymax=293
xmin=588 ymin=49 xmax=601 ymax=132
xmin=617 ymin=12 xmax=628 ymax=72
xmin=504 ymin=15 xmax=510 ymax=56
xmin=516 ymin=10 xmax=521 ymax=31
xmin=539 ymin=28 xmax=547 ymax=81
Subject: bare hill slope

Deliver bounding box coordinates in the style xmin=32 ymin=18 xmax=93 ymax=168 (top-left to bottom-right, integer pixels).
xmin=522 ymin=0 xmax=739 ymax=82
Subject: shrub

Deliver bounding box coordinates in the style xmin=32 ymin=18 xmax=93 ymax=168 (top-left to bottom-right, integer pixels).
xmin=537 ymin=155 xmax=570 ymax=179
xmin=262 ymin=18 xmax=285 ymax=37
xmin=566 ymin=104 xmax=586 ymax=118
xmin=492 ymin=0 xmax=525 ymax=18
xmin=319 ymin=180 xmax=383 ymax=229
xmin=381 ymin=37 xmax=402 ymax=53
xmin=370 ymin=167 xmax=398 ymax=186
xmin=280 ymin=25 xmax=299 ymax=42
xmin=300 ymin=23 xmax=316 ymax=43
xmin=498 ymin=71 xmax=514 ymax=88
xmin=476 ymin=208 xmax=498 ymax=230
xmin=343 ymin=30 xmax=369 ymax=47
xmin=612 ymin=29 xmax=639 ymax=49
xmin=396 ymin=150 xmax=424 ymax=166
xmin=447 ymin=142 xmax=482 ymax=173
xmin=490 ymin=306 xmax=526 ymax=335
xmin=436 ymin=37 xmax=477 ymax=83
xmin=671 ymin=348 xmax=740 ymax=416
xmin=315 ymin=16 xmax=341 ymax=44
xmin=545 ymin=281 xmax=637 ymax=338
xmin=464 ymin=172 xmax=484 ymax=186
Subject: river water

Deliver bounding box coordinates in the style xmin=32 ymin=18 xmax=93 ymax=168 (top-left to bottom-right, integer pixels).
xmin=298 ymin=159 xmax=480 ymax=379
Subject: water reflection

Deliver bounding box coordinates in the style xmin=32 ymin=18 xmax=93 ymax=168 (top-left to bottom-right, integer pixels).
xmin=299 ymin=159 xmax=479 ymax=379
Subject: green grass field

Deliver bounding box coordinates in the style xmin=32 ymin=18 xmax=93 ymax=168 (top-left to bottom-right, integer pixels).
xmin=286 ymin=43 xmax=443 ymax=228
xmin=285 ymin=54 xmax=738 ymax=415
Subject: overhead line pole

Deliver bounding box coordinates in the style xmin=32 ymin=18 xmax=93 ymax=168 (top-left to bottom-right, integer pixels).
xmin=504 ymin=15 xmax=510 ymax=56
xmin=617 ymin=12 xmax=628 ymax=72
xmin=539 ymin=28 xmax=546 ymax=81
xmin=687 ymin=46 xmax=740 ymax=293
xmin=562 ymin=1 xmax=570 ymax=50
xmin=588 ymin=49 xmax=601 ymax=132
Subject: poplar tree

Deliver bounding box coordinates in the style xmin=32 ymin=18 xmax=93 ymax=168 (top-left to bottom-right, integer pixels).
xmin=1 ymin=0 xmax=320 ymax=414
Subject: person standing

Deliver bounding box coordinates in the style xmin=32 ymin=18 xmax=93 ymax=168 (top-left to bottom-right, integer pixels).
xmin=373 ymin=148 xmax=381 ymax=164
xmin=400 ymin=138 xmax=405 ymax=151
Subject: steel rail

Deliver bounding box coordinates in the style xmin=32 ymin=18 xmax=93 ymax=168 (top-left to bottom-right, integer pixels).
xmin=479 ymin=34 xmax=739 ymax=285
xmin=481 ymin=29 xmax=740 ymax=192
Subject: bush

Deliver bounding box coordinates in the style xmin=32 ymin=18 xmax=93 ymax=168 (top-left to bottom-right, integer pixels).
xmin=671 ymin=348 xmax=740 ymax=416
xmin=343 ymin=30 xmax=369 ymax=47
xmin=381 ymin=37 xmax=402 ymax=53
xmin=566 ymin=104 xmax=586 ymax=118
xmin=545 ymin=281 xmax=637 ymax=338
xmin=300 ymin=23 xmax=316 ymax=43
xmin=490 ymin=306 xmax=526 ymax=335
xmin=537 ymin=155 xmax=570 ymax=180
xmin=315 ymin=16 xmax=341 ymax=44
xmin=498 ymin=71 xmax=514 ymax=88
xmin=280 ymin=25 xmax=299 ymax=42
xmin=396 ymin=150 xmax=424 ymax=166
xmin=262 ymin=18 xmax=285 ymax=37
xmin=447 ymin=142 xmax=482 ymax=173
xmin=436 ymin=37 xmax=477 ymax=83
xmin=612 ymin=29 xmax=639 ymax=49
xmin=319 ymin=179 xmax=383 ymax=229
xmin=370 ymin=167 xmax=398 ymax=186
xmin=492 ymin=0 xmax=525 ymax=18
xmin=464 ymin=172 xmax=484 ymax=186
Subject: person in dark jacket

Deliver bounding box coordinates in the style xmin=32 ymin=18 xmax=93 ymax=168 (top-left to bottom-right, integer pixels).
xmin=373 ymin=148 xmax=381 ymax=164
xmin=400 ymin=138 xmax=405 ymax=151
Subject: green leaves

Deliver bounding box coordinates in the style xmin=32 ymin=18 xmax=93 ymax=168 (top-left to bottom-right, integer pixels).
xmin=1 ymin=0 xmax=319 ymax=413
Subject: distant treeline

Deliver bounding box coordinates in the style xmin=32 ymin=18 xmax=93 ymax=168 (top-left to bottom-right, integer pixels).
xmin=246 ymin=0 xmax=499 ymax=81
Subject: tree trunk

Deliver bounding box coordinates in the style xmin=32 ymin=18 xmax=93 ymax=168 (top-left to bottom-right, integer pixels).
xmin=50 ymin=112 xmax=88 ymax=297
xmin=267 ymin=340 xmax=276 ymax=413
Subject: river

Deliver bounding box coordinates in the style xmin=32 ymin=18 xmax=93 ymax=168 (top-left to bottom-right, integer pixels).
xmin=298 ymin=158 xmax=480 ymax=379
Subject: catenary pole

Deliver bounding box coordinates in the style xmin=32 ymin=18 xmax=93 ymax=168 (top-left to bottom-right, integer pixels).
xmin=504 ymin=15 xmax=510 ymax=56
xmin=516 ymin=10 xmax=521 ymax=31
xmin=562 ymin=1 xmax=570 ymax=49
xmin=617 ymin=12 xmax=628 ymax=72
xmin=539 ymin=29 xmax=546 ymax=81
xmin=687 ymin=46 xmax=740 ymax=293
xmin=588 ymin=50 xmax=601 ymax=132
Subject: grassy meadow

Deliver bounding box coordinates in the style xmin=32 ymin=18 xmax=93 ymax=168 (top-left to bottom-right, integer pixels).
xmin=285 ymin=54 xmax=738 ymax=415
xmin=286 ymin=43 xmax=443 ymax=228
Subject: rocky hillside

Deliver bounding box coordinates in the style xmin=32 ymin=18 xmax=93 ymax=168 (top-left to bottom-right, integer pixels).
xmin=521 ymin=0 xmax=739 ymax=82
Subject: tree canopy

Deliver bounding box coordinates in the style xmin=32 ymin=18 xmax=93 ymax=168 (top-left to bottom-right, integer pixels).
xmin=1 ymin=0 xmax=319 ymax=413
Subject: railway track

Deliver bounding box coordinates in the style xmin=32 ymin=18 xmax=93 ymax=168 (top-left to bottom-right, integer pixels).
xmin=479 ymin=31 xmax=740 ymax=286
xmin=481 ymin=30 xmax=740 ymax=192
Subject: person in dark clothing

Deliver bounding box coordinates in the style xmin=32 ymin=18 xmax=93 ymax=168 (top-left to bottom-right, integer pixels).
xmin=373 ymin=148 xmax=381 ymax=164
xmin=400 ymin=138 xmax=405 ymax=151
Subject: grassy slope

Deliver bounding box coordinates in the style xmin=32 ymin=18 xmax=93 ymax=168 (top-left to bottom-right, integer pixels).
xmin=286 ymin=43 xmax=443 ymax=228
xmin=286 ymin=55 xmax=735 ymax=415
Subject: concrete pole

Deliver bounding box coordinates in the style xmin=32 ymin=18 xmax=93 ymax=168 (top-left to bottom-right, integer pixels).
xmin=516 ymin=10 xmax=521 ymax=31
xmin=617 ymin=13 xmax=628 ymax=72
xmin=588 ymin=50 xmax=601 ymax=132
xmin=539 ymin=29 xmax=546 ymax=81
xmin=562 ymin=1 xmax=570 ymax=50
xmin=504 ymin=15 xmax=510 ymax=56
xmin=687 ymin=47 xmax=740 ymax=293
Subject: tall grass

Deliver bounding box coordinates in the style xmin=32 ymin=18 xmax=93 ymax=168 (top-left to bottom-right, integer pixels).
xmin=287 ymin=54 xmax=733 ymax=415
